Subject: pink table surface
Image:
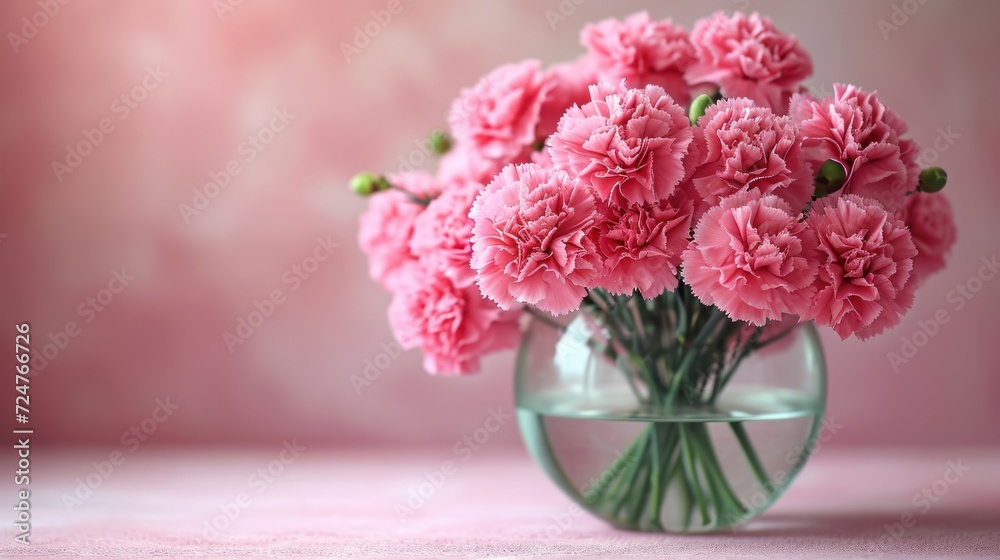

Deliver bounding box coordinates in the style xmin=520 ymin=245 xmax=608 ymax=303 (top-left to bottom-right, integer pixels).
xmin=1 ymin=446 xmax=998 ymax=559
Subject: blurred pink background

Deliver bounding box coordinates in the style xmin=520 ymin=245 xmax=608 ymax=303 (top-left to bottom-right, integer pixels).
xmin=2 ymin=0 xmax=998 ymax=450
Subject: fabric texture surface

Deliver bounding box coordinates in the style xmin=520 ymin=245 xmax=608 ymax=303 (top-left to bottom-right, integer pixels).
xmin=2 ymin=447 xmax=998 ymax=558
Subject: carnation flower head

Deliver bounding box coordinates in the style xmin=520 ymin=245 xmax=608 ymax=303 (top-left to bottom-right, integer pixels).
xmin=448 ymin=59 xmax=553 ymax=165
xmin=686 ymin=11 xmax=812 ymax=113
xmin=410 ymin=181 xmax=482 ymax=287
xmin=682 ymin=189 xmax=818 ymax=326
xmin=803 ymin=195 xmax=917 ymax=340
xmin=388 ymin=267 xmax=521 ymax=375
xmin=538 ymin=57 xmax=598 ymax=139
xmin=581 ymin=12 xmax=697 ymax=105
xmin=689 ymin=97 xmax=813 ymax=214
xmin=904 ymin=192 xmax=957 ymax=281
xmin=548 ymin=81 xmax=694 ymax=206
xmin=437 ymin=145 xmax=505 ymax=186
xmin=790 ymin=84 xmax=917 ymax=213
xmin=470 ymin=163 xmax=603 ymax=315
xmin=594 ymin=198 xmax=692 ymax=299
xmin=358 ymin=172 xmax=440 ymax=291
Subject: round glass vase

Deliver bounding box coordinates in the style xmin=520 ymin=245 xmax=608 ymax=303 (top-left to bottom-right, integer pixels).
xmin=515 ymin=304 xmax=826 ymax=533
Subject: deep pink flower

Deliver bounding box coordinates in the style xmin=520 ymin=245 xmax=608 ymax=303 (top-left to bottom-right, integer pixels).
xmin=790 ymin=84 xmax=917 ymax=213
xmin=448 ymin=59 xmax=553 ymax=165
xmin=686 ymin=11 xmax=812 ymax=113
xmin=689 ymin=97 xmax=813 ymax=213
xmin=548 ymin=82 xmax=694 ymax=206
xmin=388 ymin=267 xmax=521 ymax=375
xmin=682 ymin=190 xmax=818 ymax=326
xmin=581 ymin=12 xmax=696 ymax=105
xmin=410 ymin=182 xmax=482 ymax=287
xmin=594 ymin=198 xmax=692 ymax=298
xmin=803 ymin=195 xmax=917 ymax=340
xmin=470 ymin=164 xmax=603 ymax=315
xmin=904 ymin=192 xmax=957 ymax=280
xmin=358 ymin=172 xmax=439 ymax=291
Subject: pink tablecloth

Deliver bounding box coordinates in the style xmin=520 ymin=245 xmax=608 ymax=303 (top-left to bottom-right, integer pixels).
xmin=1 ymin=446 xmax=998 ymax=558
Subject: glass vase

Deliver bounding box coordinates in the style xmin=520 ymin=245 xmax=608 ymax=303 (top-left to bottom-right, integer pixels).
xmin=515 ymin=291 xmax=826 ymax=533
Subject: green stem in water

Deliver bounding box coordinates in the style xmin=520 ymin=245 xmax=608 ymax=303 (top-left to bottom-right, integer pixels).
xmin=678 ymin=425 xmax=711 ymax=526
xmin=730 ymin=422 xmax=770 ymax=488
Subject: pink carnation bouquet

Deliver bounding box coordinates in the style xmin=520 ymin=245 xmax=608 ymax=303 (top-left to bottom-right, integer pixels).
xmin=352 ymin=11 xmax=955 ymax=532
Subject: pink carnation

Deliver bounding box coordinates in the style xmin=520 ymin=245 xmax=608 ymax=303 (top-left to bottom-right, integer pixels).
xmin=803 ymin=195 xmax=917 ymax=340
xmin=437 ymin=146 xmax=505 ymax=186
xmin=448 ymin=59 xmax=553 ymax=165
xmin=686 ymin=11 xmax=812 ymax=113
xmin=904 ymin=192 xmax=957 ymax=280
xmin=410 ymin=182 xmax=481 ymax=287
xmin=548 ymin=82 xmax=694 ymax=206
xmin=594 ymin=199 xmax=692 ymax=299
xmin=538 ymin=57 xmax=598 ymax=139
xmin=689 ymin=97 xmax=813 ymax=213
xmin=358 ymin=172 xmax=439 ymax=291
xmin=388 ymin=267 xmax=521 ymax=375
xmin=581 ymin=12 xmax=696 ymax=105
xmin=790 ymin=84 xmax=917 ymax=213
xmin=682 ymin=190 xmax=818 ymax=326
xmin=470 ymin=164 xmax=603 ymax=315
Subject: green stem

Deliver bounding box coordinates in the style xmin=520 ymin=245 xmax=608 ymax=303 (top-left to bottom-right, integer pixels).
xmin=678 ymin=426 xmax=710 ymax=526
xmin=730 ymin=422 xmax=770 ymax=488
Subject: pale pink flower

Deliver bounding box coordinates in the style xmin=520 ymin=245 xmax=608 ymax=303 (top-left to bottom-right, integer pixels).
xmin=686 ymin=11 xmax=812 ymax=113
xmin=548 ymin=82 xmax=694 ymax=206
xmin=904 ymin=192 xmax=957 ymax=280
xmin=682 ymin=190 xmax=818 ymax=326
xmin=689 ymin=97 xmax=813 ymax=213
xmin=470 ymin=164 xmax=603 ymax=315
xmin=581 ymin=12 xmax=696 ymax=105
xmin=594 ymin=198 xmax=692 ymax=298
xmin=790 ymin=84 xmax=917 ymax=213
xmin=803 ymin=195 xmax=917 ymax=340
xmin=410 ymin=182 xmax=482 ymax=287
xmin=437 ymin=146 xmax=505 ymax=185
xmin=357 ymin=172 xmax=439 ymax=291
xmin=448 ymin=59 xmax=553 ymax=165
xmin=388 ymin=267 xmax=521 ymax=375
xmin=538 ymin=57 xmax=598 ymax=139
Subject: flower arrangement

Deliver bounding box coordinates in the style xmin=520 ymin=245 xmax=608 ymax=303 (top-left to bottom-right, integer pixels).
xmin=352 ymin=11 xmax=956 ymax=531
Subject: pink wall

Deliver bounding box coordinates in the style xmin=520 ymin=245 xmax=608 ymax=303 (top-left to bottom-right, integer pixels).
xmin=2 ymin=0 xmax=997 ymax=448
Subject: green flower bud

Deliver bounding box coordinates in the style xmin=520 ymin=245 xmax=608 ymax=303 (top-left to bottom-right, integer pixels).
xmin=917 ymin=167 xmax=947 ymax=193
xmin=428 ymin=131 xmax=452 ymax=155
xmin=688 ymin=94 xmax=714 ymax=126
xmin=350 ymin=173 xmax=391 ymax=196
xmin=813 ymin=159 xmax=847 ymax=198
